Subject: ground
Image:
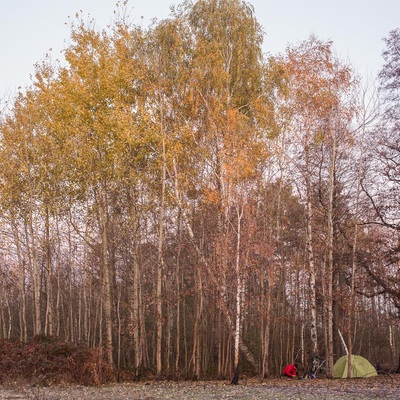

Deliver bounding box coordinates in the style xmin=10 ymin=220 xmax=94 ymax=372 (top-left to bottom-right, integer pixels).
xmin=1 ymin=375 xmax=399 ymax=399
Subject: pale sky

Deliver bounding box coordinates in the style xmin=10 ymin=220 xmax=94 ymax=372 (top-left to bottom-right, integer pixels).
xmin=1 ymin=0 xmax=399 ymax=98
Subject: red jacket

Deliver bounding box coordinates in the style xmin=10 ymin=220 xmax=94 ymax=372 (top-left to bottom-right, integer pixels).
xmin=282 ymin=364 xmax=297 ymax=377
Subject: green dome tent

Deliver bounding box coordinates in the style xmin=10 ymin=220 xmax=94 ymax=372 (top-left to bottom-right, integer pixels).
xmin=333 ymin=355 xmax=378 ymax=378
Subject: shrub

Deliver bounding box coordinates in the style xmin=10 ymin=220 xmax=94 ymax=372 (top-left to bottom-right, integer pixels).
xmin=0 ymin=336 xmax=114 ymax=386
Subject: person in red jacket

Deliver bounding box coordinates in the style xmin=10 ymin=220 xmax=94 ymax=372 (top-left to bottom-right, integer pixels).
xmin=282 ymin=363 xmax=298 ymax=378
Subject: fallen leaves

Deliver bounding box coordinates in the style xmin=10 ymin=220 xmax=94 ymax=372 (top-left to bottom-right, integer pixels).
xmin=0 ymin=375 xmax=399 ymax=400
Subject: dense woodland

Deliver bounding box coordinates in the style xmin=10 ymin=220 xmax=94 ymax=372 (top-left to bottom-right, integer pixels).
xmin=0 ymin=0 xmax=399 ymax=382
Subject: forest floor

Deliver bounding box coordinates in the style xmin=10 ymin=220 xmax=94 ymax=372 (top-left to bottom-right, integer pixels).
xmin=0 ymin=374 xmax=399 ymax=400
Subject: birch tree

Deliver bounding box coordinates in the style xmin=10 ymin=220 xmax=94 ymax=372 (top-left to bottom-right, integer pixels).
xmin=279 ymin=36 xmax=358 ymax=375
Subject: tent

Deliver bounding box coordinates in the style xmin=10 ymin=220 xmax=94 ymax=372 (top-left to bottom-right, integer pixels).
xmin=333 ymin=355 xmax=378 ymax=378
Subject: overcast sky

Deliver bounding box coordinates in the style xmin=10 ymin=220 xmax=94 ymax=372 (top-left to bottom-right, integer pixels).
xmin=1 ymin=0 xmax=399 ymax=97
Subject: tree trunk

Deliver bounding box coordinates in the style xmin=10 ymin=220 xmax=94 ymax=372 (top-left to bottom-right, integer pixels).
xmin=231 ymin=204 xmax=244 ymax=385
xmin=305 ymin=132 xmax=319 ymax=358
xmin=132 ymin=228 xmax=142 ymax=379
xmin=44 ymin=208 xmax=54 ymax=336
xmin=98 ymin=188 xmax=113 ymax=365
xmin=175 ymin=207 xmax=182 ymax=379
xmin=261 ymin=267 xmax=272 ymax=379
xmin=325 ymin=131 xmax=337 ymax=378
xmin=11 ymin=216 xmax=27 ymax=342
xmin=191 ymin=267 xmax=203 ymax=380
xmin=156 ymin=102 xmax=166 ymax=377
xmin=25 ymin=217 xmax=41 ymax=336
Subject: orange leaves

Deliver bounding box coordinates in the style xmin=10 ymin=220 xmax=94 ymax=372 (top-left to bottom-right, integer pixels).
xmin=222 ymin=108 xmax=256 ymax=181
xmin=276 ymin=35 xmax=358 ymax=149
xmin=203 ymin=188 xmax=222 ymax=205
xmin=284 ymin=36 xmax=353 ymax=115
xmin=199 ymin=105 xmax=264 ymax=207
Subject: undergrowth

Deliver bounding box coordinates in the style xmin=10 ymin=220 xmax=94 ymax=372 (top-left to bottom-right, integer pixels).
xmin=0 ymin=335 xmax=114 ymax=386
